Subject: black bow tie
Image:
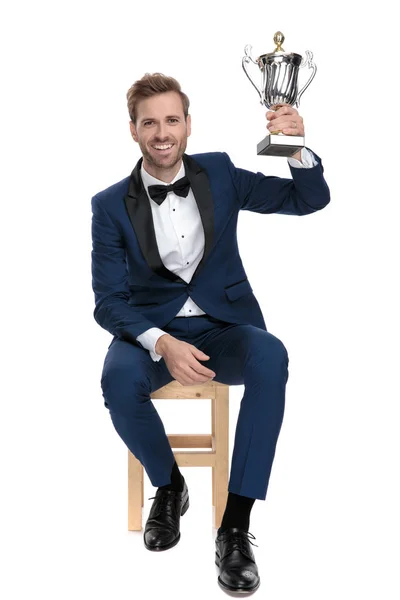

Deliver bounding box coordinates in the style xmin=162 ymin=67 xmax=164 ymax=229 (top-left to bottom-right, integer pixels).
xmin=147 ymin=175 xmax=191 ymax=205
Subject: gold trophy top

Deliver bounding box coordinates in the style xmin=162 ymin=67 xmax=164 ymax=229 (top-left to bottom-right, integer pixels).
xmin=259 ymin=31 xmax=296 ymax=59
xmin=272 ymin=31 xmax=285 ymax=53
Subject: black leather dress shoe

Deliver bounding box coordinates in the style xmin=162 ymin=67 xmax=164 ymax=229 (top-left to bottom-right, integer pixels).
xmin=143 ymin=478 xmax=189 ymax=551
xmin=215 ymin=527 xmax=261 ymax=593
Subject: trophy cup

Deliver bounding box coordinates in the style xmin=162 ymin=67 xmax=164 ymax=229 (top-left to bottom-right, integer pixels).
xmin=242 ymin=32 xmax=317 ymax=157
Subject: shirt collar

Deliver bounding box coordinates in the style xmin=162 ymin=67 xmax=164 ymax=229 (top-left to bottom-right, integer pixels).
xmin=141 ymin=160 xmax=186 ymax=198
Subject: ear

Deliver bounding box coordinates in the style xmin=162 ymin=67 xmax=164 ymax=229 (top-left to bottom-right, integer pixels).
xmin=186 ymin=114 xmax=192 ymax=137
xmin=129 ymin=121 xmax=139 ymax=142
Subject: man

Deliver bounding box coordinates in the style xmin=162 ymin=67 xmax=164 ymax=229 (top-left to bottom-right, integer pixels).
xmin=91 ymin=72 xmax=330 ymax=593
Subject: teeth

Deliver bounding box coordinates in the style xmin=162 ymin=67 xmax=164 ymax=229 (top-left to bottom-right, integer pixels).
xmin=154 ymin=144 xmax=172 ymax=150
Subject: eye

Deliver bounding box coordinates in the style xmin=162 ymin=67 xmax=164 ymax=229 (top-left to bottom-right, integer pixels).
xmin=169 ymin=118 xmax=178 ymax=123
xmin=143 ymin=121 xmax=153 ymax=126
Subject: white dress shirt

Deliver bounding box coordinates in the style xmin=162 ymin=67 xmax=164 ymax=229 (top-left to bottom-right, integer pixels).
xmin=137 ymin=147 xmax=318 ymax=361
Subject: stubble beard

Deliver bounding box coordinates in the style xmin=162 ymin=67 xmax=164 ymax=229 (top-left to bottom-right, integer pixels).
xmin=141 ymin=137 xmax=187 ymax=171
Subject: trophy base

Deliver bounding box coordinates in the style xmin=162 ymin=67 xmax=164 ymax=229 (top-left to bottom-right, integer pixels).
xmin=257 ymin=133 xmax=305 ymax=157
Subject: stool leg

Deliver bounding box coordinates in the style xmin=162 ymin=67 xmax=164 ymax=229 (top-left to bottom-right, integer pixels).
xmin=213 ymin=385 xmax=229 ymax=529
xmin=128 ymin=450 xmax=144 ymax=531
xmin=211 ymin=397 xmax=216 ymax=507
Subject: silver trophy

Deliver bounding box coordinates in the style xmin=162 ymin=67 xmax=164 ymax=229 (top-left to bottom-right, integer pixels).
xmin=242 ymin=31 xmax=317 ymax=157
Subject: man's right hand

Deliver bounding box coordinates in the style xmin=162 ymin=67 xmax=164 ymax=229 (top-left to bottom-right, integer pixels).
xmin=155 ymin=334 xmax=216 ymax=386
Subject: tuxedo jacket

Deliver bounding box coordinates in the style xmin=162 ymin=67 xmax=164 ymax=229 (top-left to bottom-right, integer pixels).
xmin=91 ymin=149 xmax=330 ymax=348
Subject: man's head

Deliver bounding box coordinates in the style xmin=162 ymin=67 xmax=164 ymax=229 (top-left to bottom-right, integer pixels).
xmin=127 ymin=73 xmax=191 ymax=181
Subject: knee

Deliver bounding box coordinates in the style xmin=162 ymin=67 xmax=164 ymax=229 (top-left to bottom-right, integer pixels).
xmin=248 ymin=332 xmax=289 ymax=376
xmin=260 ymin=332 xmax=288 ymax=363
xmin=101 ymin=362 xmax=149 ymax=415
xmin=274 ymin=335 xmax=289 ymax=364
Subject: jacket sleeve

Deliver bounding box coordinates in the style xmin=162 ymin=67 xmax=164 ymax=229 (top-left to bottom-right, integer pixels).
xmin=91 ymin=195 xmax=157 ymax=344
xmin=223 ymin=148 xmax=330 ymax=215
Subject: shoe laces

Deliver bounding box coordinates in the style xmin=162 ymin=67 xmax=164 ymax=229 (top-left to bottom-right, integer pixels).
xmin=147 ymin=492 xmax=177 ymax=515
xmin=216 ymin=529 xmax=259 ymax=549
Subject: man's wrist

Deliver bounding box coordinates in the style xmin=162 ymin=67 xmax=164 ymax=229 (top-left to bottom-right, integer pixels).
xmin=154 ymin=333 xmax=173 ymax=355
xmin=291 ymin=149 xmax=302 ymax=162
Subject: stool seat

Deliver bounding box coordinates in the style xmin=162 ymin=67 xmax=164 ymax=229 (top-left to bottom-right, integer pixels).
xmin=128 ymin=380 xmax=229 ymax=531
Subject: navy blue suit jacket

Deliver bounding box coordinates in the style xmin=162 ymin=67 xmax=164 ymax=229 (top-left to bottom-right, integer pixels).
xmin=91 ymin=149 xmax=330 ymax=348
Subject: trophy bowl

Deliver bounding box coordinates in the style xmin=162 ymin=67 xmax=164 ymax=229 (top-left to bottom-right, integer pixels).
xmin=242 ymin=32 xmax=317 ymax=157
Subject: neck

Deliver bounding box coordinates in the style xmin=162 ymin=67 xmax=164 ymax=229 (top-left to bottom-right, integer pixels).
xmin=142 ymin=157 xmax=183 ymax=183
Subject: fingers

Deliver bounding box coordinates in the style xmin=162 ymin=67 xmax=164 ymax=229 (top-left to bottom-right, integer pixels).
xmin=266 ymin=106 xmax=301 ymax=131
xmin=194 ymin=349 xmax=210 ymax=360
xmin=178 ymin=368 xmax=214 ymax=386
xmin=268 ymin=120 xmax=303 ymax=134
xmin=171 ymin=359 xmax=215 ymax=386
xmin=168 ymin=343 xmax=216 ymax=386
xmin=189 ymin=346 xmax=216 ymax=378
xmin=179 ymin=360 xmax=215 ymax=385
xmin=177 ymin=374 xmax=214 ymax=386
xmin=281 ymin=124 xmax=304 ymax=135
xmin=196 ymin=361 xmax=216 ymax=378
xmin=266 ymin=112 xmax=304 ymax=135
xmin=266 ymin=105 xmax=299 ymax=121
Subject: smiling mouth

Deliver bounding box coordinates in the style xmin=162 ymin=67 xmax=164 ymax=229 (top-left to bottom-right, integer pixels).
xmin=152 ymin=143 xmax=174 ymax=153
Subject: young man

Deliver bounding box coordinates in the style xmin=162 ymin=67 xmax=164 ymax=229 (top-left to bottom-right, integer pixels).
xmin=91 ymin=72 xmax=330 ymax=593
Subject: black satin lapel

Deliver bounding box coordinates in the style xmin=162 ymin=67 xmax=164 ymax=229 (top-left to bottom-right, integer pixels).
xmin=182 ymin=153 xmax=215 ymax=279
xmin=124 ymin=157 xmax=185 ymax=283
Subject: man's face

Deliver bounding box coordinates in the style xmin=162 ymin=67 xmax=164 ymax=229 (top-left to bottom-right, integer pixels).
xmin=130 ymin=91 xmax=191 ymax=172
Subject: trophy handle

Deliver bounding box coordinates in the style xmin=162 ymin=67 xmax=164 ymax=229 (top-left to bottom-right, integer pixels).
xmin=295 ymin=50 xmax=317 ymax=108
xmin=242 ymin=44 xmax=264 ymax=105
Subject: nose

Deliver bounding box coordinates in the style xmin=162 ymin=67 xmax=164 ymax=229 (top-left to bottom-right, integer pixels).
xmin=155 ymin=122 xmax=169 ymax=141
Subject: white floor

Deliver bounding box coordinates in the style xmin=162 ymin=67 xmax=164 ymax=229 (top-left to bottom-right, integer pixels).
xmin=5 ymin=448 xmax=398 ymax=599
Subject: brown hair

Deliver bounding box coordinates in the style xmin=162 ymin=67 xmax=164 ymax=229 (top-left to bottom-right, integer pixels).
xmin=127 ymin=73 xmax=190 ymax=125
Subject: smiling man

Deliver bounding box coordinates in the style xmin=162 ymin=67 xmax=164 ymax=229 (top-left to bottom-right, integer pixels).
xmin=91 ymin=72 xmax=330 ymax=593
xmin=129 ymin=90 xmax=191 ymax=182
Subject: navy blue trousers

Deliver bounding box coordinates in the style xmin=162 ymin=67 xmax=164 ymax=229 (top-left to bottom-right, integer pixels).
xmin=100 ymin=314 xmax=289 ymax=500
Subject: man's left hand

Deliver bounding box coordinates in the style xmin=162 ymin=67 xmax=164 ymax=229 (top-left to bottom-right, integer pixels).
xmin=266 ymin=104 xmax=304 ymax=136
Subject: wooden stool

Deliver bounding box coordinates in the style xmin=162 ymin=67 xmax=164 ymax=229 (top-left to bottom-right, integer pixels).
xmin=128 ymin=380 xmax=229 ymax=531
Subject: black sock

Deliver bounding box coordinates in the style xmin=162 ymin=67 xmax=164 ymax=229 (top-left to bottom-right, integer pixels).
xmin=158 ymin=459 xmax=184 ymax=492
xmin=219 ymin=492 xmax=256 ymax=532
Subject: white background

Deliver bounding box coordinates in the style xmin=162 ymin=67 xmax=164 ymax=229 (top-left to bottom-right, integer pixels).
xmin=1 ymin=0 xmax=399 ymax=598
